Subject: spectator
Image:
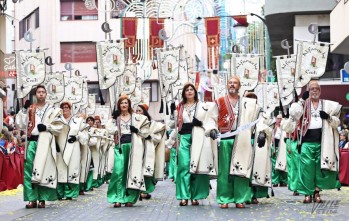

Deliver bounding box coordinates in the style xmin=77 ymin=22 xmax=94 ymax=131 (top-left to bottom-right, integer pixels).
xmin=340 ymin=130 xmax=348 ymax=149
xmin=4 ymin=111 xmax=15 ymax=127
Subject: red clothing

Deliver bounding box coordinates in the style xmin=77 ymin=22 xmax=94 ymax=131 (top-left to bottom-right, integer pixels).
xmin=340 ymin=149 xmax=349 ymax=185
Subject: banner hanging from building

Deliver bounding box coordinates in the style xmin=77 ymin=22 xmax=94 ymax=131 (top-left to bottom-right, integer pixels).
xmin=122 ymin=17 xmax=138 ymax=62
xmin=205 ymin=17 xmax=220 ymax=70
xmin=16 ymin=51 xmax=46 ymax=98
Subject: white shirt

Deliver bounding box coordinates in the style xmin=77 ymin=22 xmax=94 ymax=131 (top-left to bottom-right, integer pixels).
xmin=31 ymin=103 xmax=50 ymax=136
xmin=309 ymin=102 xmax=322 ymax=129
xmin=183 ymin=102 xmax=197 ymax=123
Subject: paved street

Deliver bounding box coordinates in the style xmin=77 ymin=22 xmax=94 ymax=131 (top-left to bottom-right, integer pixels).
xmin=1 ymin=180 xmax=349 ymax=221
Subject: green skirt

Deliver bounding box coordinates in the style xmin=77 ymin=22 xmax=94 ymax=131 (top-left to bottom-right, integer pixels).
xmin=107 ymin=143 xmax=140 ymax=204
xmin=297 ymin=142 xmax=338 ymax=195
xmin=57 ymin=183 xmax=79 ymax=199
xmin=143 ymin=176 xmax=156 ymax=194
xmin=23 ymin=141 xmax=57 ymax=201
xmin=271 ymin=145 xmax=288 ymax=185
xmin=168 ymin=148 xmax=177 ymax=182
xmin=216 ymin=139 xmax=252 ymax=204
xmin=176 ymin=134 xmax=210 ymax=200
xmin=286 ymin=139 xmax=299 ymax=192
xmin=85 ymin=170 xmax=94 ymax=191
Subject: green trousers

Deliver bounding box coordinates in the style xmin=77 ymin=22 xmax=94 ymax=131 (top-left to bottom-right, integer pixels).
xmin=216 ymin=139 xmax=252 ymax=204
xmin=144 ymin=176 xmax=156 ymax=194
xmin=286 ymin=140 xmax=299 ymax=192
xmin=271 ymin=145 xmax=288 ymax=185
xmin=176 ymin=134 xmax=210 ymax=200
xmin=297 ymin=142 xmax=338 ymax=195
xmin=23 ymin=141 xmax=57 ymax=202
xmin=107 ymin=143 xmax=140 ymax=204
xmin=252 ymin=186 xmax=269 ymax=199
xmin=168 ymin=148 xmax=177 ymax=182
xmin=57 ymin=183 xmax=79 ymax=199
xmin=85 ymin=170 xmax=93 ymax=191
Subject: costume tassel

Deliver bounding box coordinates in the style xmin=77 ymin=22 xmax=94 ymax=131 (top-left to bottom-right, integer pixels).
xmin=166 ymin=102 xmax=169 ymax=115
xmin=98 ymin=88 xmax=105 ymax=105
xmin=159 ymin=99 xmax=164 ymax=113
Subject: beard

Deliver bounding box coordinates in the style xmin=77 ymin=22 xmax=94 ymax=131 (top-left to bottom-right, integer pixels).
xmin=311 ymin=94 xmax=320 ymax=100
xmin=228 ymin=87 xmax=238 ymax=95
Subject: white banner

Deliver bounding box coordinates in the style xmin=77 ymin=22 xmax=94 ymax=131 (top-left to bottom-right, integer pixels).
xmin=129 ymin=78 xmax=142 ymax=110
xmin=275 ymin=55 xmax=296 ymax=105
xmin=230 ymin=53 xmax=259 ymax=95
xmin=158 ymin=48 xmax=180 ymax=98
xmin=63 ymin=77 xmax=83 ymax=104
xmin=80 ymin=79 xmax=89 ymax=109
xmin=294 ymin=41 xmax=329 ymax=88
xmin=119 ymin=64 xmax=137 ymax=95
xmin=95 ymin=105 xmax=111 ymax=125
xmin=44 ymin=72 xmax=65 ymax=105
xmin=96 ymin=41 xmax=126 ymax=89
xmin=16 ymin=51 xmax=46 ymax=98
xmin=254 ymin=83 xmax=280 ymax=115
xmin=86 ymin=94 xmax=96 ymax=116
xmin=171 ymin=58 xmax=189 ymax=100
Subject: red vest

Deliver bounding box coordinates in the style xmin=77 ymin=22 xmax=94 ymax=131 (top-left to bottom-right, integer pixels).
xmin=216 ymin=96 xmax=236 ymax=133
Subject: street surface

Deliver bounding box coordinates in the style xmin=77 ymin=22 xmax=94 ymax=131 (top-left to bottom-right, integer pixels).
xmin=1 ymin=180 xmax=348 ymax=221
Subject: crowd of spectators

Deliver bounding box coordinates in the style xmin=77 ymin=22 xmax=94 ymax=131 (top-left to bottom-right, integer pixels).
xmin=0 ymin=110 xmax=26 ymax=191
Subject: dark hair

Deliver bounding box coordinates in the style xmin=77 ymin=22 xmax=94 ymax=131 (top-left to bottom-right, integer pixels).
xmin=181 ymin=83 xmax=198 ymax=104
xmin=35 ymin=85 xmax=46 ymax=93
xmin=117 ymin=96 xmax=133 ymax=114
xmin=86 ymin=116 xmax=95 ymax=123
xmin=138 ymin=105 xmax=151 ymax=121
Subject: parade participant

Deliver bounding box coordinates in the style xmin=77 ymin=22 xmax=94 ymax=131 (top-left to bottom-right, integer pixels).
xmin=175 ymin=83 xmax=218 ymax=206
xmin=284 ymin=80 xmax=341 ymax=203
xmin=84 ymin=117 xmax=97 ymax=192
xmin=106 ymin=95 xmax=150 ymax=207
xmin=271 ymin=114 xmax=288 ymax=187
xmin=136 ymin=104 xmax=166 ymax=200
xmin=246 ymin=92 xmax=273 ymax=204
xmin=281 ymin=102 xmax=300 ymax=196
xmin=90 ymin=116 xmax=107 ymax=189
xmin=16 ymin=85 xmax=64 ymax=209
xmin=165 ymin=120 xmax=177 ymax=182
xmin=56 ymin=102 xmax=88 ymax=200
xmin=215 ymin=76 xmax=261 ymax=209
xmin=79 ymin=116 xmax=92 ymax=195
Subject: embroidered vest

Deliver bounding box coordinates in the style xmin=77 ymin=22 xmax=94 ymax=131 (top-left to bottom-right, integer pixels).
xmin=216 ymin=96 xmax=236 ymax=133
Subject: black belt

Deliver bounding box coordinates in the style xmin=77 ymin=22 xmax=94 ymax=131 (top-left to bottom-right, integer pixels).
xmin=28 ymin=135 xmax=39 ymax=142
xmin=303 ymin=128 xmax=322 ymax=143
xmin=179 ymin=123 xmax=193 ymax=135
xmin=120 ymin=134 xmax=132 ymax=144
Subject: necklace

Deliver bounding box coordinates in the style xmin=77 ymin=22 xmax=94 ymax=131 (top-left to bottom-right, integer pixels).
xmin=184 ymin=102 xmax=196 ymax=118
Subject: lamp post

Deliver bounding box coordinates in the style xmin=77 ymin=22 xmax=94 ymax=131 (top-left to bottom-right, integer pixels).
xmin=250 ymin=13 xmax=271 ymax=72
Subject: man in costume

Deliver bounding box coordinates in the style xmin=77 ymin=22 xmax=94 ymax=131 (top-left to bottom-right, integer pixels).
xmin=16 ymin=85 xmax=65 ymax=208
xmin=216 ymin=76 xmax=264 ymax=209
xmin=283 ymin=80 xmax=341 ymax=203
xmin=271 ymin=114 xmax=288 ymax=187
xmin=56 ymin=102 xmax=88 ymax=200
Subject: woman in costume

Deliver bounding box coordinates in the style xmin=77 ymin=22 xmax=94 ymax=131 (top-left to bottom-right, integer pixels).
xmin=106 ymin=95 xmax=150 ymax=207
xmin=136 ymin=104 xmax=166 ymax=200
xmin=175 ymin=83 xmax=218 ymax=206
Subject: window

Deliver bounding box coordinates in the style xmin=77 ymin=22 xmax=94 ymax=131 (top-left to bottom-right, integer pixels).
xmin=318 ymin=26 xmax=330 ymax=43
xmin=142 ymin=80 xmax=159 ymax=102
xmin=60 ymin=42 xmax=97 ymax=63
xmin=19 ymin=8 xmax=39 ymax=39
xmin=60 ymin=0 xmax=98 ymax=21
xmin=87 ymin=82 xmax=109 ymax=104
